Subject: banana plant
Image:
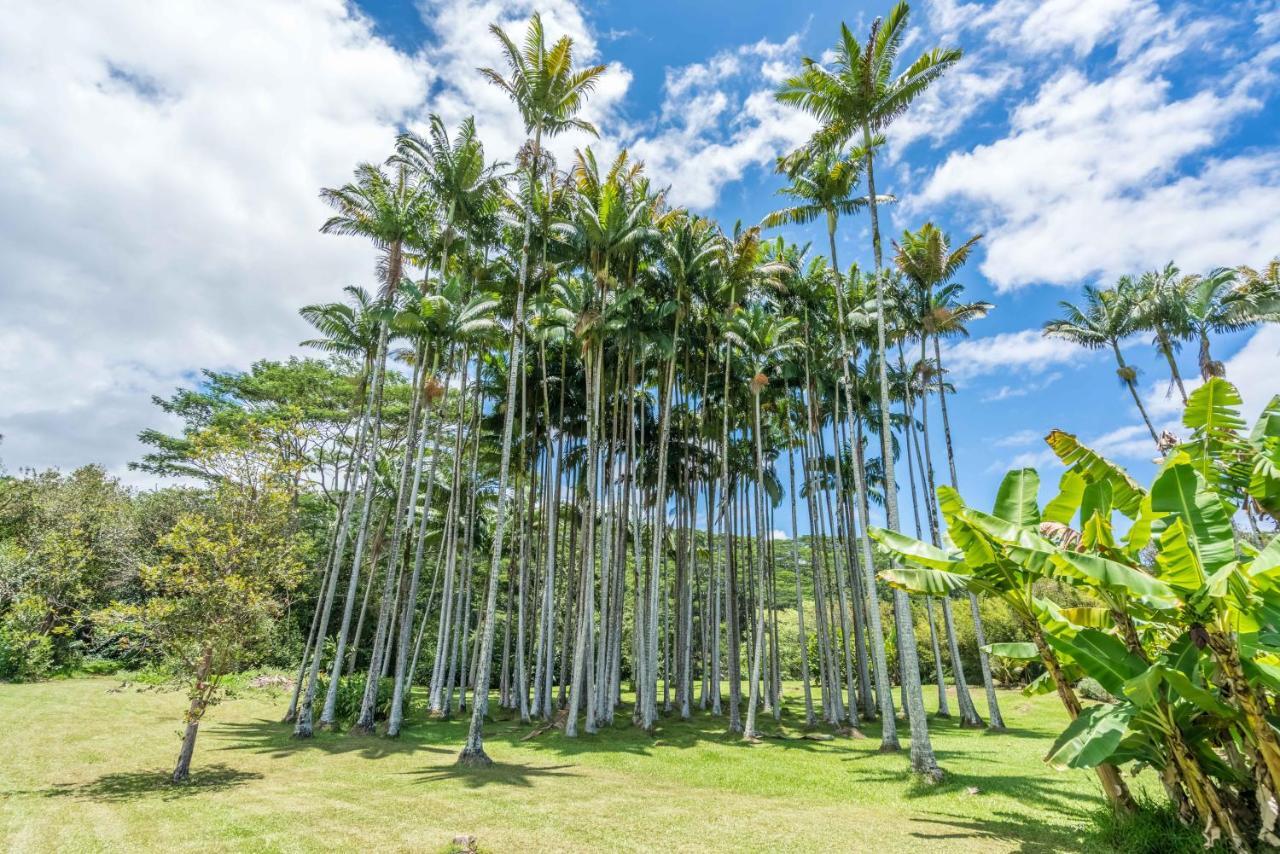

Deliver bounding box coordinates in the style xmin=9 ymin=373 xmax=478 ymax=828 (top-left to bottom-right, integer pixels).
xmin=872 ymin=378 xmax=1280 ymax=852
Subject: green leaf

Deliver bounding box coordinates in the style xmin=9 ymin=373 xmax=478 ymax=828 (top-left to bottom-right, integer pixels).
xmin=1249 ymin=395 xmax=1280 ymax=444
xmin=1043 ymin=470 xmax=1086 ymax=526
xmin=993 ymin=468 xmax=1041 ymax=528
xmin=1248 ymin=534 xmax=1280 ymax=589
xmin=1150 ymin=463 xmax=1236 ymax=575
xmin=1045 ymin=703 xmax=1136 ymax=769
xmin=1182 ymin=377 xmax=1245 ymax=434
xmin=1041 ymin=627 xmax=1147 ymax=697
xmin=1060 ymin=607 xmax=1113 ymax=629
xmin=982 ymin=642 xmax=1039 ymax=660
xmin=1045 ymin=429 xmax=1146 ymax=517
xmin=1049 ymin=552 xmax=1180 ymax=610
xmin=1022 ymin=670 xmax=1058 ymax=697
xmin=878 ymin=567 xmax=971 ymax=596
xmin=868 ymin=528 xmax=964 ymax=571
xmin=1153 ymin=519 xmax=1204 ymax=592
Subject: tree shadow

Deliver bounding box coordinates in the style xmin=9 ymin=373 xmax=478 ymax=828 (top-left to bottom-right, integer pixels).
xmin=212 ymin=718 xmax=442 ymax=760
xmin=907 ymin=810 xmax=1089 ymax=853
xmin=38 ymin=764 xmax=261 ymax=803
xmin=410 ymin=761 xmax=579 ymax=789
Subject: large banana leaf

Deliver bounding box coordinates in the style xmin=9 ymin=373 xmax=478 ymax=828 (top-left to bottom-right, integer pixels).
xmin=1045 ymin=429 xmax=1146 ymax=518
xmin=993 ymin=468 xmax=1041 ymax=528
xmin=1041 ymin=626 xmax=1148 ymax=697
xmin=982 ymin=641 xmax=1039 ymax=660
xmin=1153 ymin=518 xmax=1204 ymax=592
xmin=869 ymin=527 xmax=965 ymax=571
xmin=1045 ymin=702 xmax=1136 ymax=769
xmin=1043 ymin=470 xmax=1086 ymax=526
xmin=1249 ymin=394 xmax=1280 ymax=444
xmin=1049 ymin=552 xmax=1180 ymax=610
xmin=1151 ymin=462 xmax=1236 ymax=575
xmin=1182 ymin=377 xmax=1246 ymax=435
xmin=1248 ymin=534 xmax=1280 ymax=590
xmin=1061 ymin=607 xmax=1114 ymax=629
xmin=879 ymin=566 xmax=971 ymax=596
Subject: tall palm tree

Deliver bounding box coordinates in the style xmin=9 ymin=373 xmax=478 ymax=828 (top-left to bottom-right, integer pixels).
xmin=1180 ymin=267 xmax=1263 ymax=381
xmin=1134 ymin=263 xmax=1191 ymax=404
xmin=460 ymin=13 xmax=605 ymax=766
xmin=894 ymin=224 xmax=997 ymax=729
xmin=725 ymin=304 xmax=799 ymax=738
xmin=299 ymin=163 xmax=427 ymax=737
xmin=1044 ymin=283 xmax=1159 ymax=444
xmin=764 ymin=151 xmax=897 ymax=738
xmin=777 ymin=0 xmax=957 ymax=781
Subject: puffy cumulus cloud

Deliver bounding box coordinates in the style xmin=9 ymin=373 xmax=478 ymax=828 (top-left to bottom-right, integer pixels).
xmin=942 ymin=329 xmax=1092 ymax=383
xmin=410 ymin=0 xmax=633 ymax=170
xmin=914 ymin=1 xmax=1280 ymax=291
xmin=627 ymin=36 xmax=817 ymax=210
xmin=919 ymin=64 xmax=1278 ymax=289
xmin=0 ymin=0 xmax=428 ymax=481
xmin=929 ymin=0 xmax=1172 ymax=59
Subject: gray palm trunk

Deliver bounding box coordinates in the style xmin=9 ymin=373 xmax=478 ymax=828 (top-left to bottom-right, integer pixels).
xmin=354 ymin=350 xmax=429 ymax=732
xmin=318 ymin=315 xmax=393 ymax=729
xmin=457 ymin=125 xmax=539 ymax=765
xmin=824 ymin=226 xmax=896 ymax=744
xmin=786 ymin=445 xmax=816 ymax=726
xmin=743 ymin=388 xmax=770 ymax=739
xmin=932 ymin=334 xmax=1005 ymax=729
xmin=863 ymin=129 xmax=942 ymax=779
xmin=1108 ymin=340 xmax=1160 ymax=444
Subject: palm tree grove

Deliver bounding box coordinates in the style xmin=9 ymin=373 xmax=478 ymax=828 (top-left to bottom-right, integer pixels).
xmin=4 ymin=2 xmax=1280 ymax=852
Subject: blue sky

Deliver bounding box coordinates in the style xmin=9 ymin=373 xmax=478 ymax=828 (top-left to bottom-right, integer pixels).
xmin=1 ymin=0 xmax=1278 ymax=536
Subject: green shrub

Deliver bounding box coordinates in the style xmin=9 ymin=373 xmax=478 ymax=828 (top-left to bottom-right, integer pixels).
xmin=1086 ymin=797 xmax=1228 ymax=854
xmin=0 ymin=622 xmax=54 ymax=681
xmin=317 ymin=673 xmax=395 ymax=725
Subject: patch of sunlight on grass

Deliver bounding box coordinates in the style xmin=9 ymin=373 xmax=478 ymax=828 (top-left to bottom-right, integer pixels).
xmin=0 ymin=678 xmax=1153 ymax=852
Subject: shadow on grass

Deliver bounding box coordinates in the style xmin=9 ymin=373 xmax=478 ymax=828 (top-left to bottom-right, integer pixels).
xmin=212 ymin=718 xmax=459 ymax=760
xmin=907 ymin=810 xmax=1089 ymax=853
xmin=411 ymin=761 xmax=579 ymax=788
xmin=39 ymin=764 xmax=261 ymax=802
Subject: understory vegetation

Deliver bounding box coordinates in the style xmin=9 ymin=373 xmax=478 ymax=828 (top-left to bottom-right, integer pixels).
xmin=2 ymin=2 xmax=1279 ymax=851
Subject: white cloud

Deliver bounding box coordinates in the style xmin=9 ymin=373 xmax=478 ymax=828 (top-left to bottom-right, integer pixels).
xmin=943 ymin=329 xmax=1090 ymax=383
xmin=627 ymin=36 xmax=817 ymax=210
xmin=0 ymin=0 xmax=429 ymax=483
xmin=915 ymin=3 xmax=1280 ymax=291
xmin=981 ymin=370 xmax=1063 ymax=402
xmin=994 ymin=428 xmax=1043 ymax=447
xmin=771 ymin=529 xmax=790 ymax=540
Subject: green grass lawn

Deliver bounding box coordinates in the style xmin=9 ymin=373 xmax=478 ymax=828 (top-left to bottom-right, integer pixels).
xmin=0 ymin=677 xmax=1136 ymax=852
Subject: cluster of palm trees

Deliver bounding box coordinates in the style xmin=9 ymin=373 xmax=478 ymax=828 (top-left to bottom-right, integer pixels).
xmin=280 ymin=3 xmax=1006 ymax=780
xmin=1045 ymin=261 xmax=1280 ymax=444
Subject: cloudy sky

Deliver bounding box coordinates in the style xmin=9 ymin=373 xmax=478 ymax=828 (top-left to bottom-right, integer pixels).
xmin=2 ymin=0 xmax=1278 ymax=529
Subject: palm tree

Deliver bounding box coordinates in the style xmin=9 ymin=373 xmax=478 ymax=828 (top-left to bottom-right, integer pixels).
xmin=461 ymin=13 xmax=605 ymax=766
xmin=1044 ymin=283 xmax=1159 ymax=444
xmin=777 ymin=0 xmax=957 ymax=781
xmin=725 ymin=304 xmax=799 ymax=738
xmin=299 ymin=163 xmax=427 ymax=737
xmin=1180 ymin=267 xmax=1262 ymax=381
xmin=764 ymin=152 xmax=897 ymax=738
xmin=894 ymin=224 xmax=1003 ymax=729
xmin=1134 ymin=263 xmax=1191 ymax=404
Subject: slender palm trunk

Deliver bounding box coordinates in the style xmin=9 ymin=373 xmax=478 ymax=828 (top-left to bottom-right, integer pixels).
xmin=457 ymin=125 xmax=540 ymax=764
xmin=862 ymin=131 xmax=942 ymax=780
xmin=933 ymin=335 xmax=1005 ymax=729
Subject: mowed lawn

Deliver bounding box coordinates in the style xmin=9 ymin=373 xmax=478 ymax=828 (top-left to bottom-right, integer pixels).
xmin=0 ymin=677 xmax=1126 ymax=852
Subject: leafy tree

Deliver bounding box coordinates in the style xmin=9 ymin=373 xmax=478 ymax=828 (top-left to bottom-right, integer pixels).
xmin=99 ymin=434 xmax=306 ymax=782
